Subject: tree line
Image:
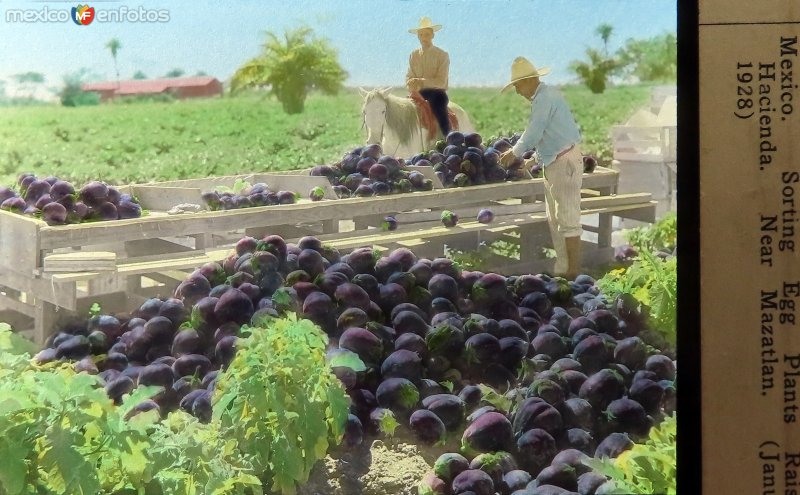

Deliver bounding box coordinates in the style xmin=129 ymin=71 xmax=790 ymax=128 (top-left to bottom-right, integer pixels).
xmin=1 ymin=25 xmax=675 ymax=108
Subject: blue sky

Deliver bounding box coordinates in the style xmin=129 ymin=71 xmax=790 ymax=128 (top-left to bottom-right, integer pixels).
xmin=0 ymin=0 xmax=676 ymax=89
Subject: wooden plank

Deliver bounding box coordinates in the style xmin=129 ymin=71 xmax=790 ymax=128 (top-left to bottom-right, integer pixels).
xmin=114 ymin=248 xmax=205 ymax=267
xmin=395 ymin=193 xmax=652 ymax=223
xmin=325 ymin=214 xmax=551 ymax=250
xmin=124 ymin=238 xmax=196 ymax=258
xmin=43 ymin=251 xmax=116 ymax=262
xmin=0 ymin=292 xmax=35 ymax=317
xmin=145 ymin=271 xmax=189 ymax=286
xmin=0 ymin=210 xmax=43 ymax=275
xmin=131 ymin=185 xmax=203 ymax=212
xmin=613 ymin=152 xmax=666 ymax=163
xmin=115 ymin=255 xmax=211 ymax=275
xmin=130 ymin=284 xmax=172 ymax=301
xmin=133 ymin=173 xmax=337 ymax=200
xmin=321 ymin=219 xmax=338 ymax=235
xmin=86 ymin=273 xmax=130 ymax=296
xmin=323 ymin=199 xmax=656 ymax=251
xmin=35 ymin=169 xmax=617 ymax=251
xmin=190 ymin=233 xmax=213 ymax=250
xmin=47 ymin=253 xmax=211 ymax=283
xmin=393 ymin=193 xmax=650 ymax=224
xmin=0 ymin=309 xmax=34 ymax=333
xmin=613 ymin=202 xmax=658 ymax=223
xmin=133 ymin=173 xmax=268 ymax=190
xmin=245 ymin=224 xmax=321 ymax=240
xmin=0 ymin=269 xmax=78 ymax=310
xmin=43 ymin=251 xmax=117 ymax=272
xmin=395 ymin=202 xmax=540 ymax=224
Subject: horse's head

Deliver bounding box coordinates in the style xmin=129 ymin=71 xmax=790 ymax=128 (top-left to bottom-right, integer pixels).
xmin=360 ymin=87 xmax=393 ymax=144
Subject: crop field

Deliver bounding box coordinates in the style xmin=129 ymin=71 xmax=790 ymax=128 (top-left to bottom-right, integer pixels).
xmin=0 ymin=81 xmax=678 ymax=494
xmin=0 ymin=85 xmax=652 ymax=186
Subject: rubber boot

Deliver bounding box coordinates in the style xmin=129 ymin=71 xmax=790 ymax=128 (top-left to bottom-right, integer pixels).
xmin=564 ymin=235 xmax=582 ymax=280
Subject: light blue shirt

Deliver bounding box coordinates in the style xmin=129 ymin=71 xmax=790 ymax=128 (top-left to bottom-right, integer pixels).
xmin=512 ymin=82 xmax=582 ymax=167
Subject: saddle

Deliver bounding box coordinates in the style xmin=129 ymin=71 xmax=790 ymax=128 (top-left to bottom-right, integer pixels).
xmin=410 ymin=92 xmax=459 ymax=141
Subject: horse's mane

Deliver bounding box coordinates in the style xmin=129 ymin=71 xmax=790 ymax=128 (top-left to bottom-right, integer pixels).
xmin=365 ymin=90 xmax=418 ymax=146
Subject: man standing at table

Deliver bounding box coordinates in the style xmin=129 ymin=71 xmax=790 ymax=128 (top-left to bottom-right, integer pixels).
xmin=499 ymin=57 xmax=584 ymax=279
xmin=406 ymin=16 xmax=451 ymax=138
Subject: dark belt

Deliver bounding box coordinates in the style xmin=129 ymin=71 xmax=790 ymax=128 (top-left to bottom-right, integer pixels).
xmin=555 ymin=144 xmax=576 ymax=160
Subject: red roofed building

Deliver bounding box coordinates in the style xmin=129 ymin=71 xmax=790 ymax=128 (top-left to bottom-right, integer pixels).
xmin=81 ymin=76 xmax=223 ymax=102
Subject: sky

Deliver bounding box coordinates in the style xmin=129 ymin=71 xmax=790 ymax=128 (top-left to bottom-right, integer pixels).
xmin=0 ymin=0 xmax=676 ymax=92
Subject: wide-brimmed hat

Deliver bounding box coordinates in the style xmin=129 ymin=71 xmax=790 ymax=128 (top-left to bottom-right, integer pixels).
xmin=501 ymin=57 xmax=550 ymax=93
xmin=409 ymin=16 xmax=442 ymax=33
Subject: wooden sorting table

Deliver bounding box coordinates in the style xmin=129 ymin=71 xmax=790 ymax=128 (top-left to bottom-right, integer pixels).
xmin=0 ymin=166 xmax=656 ymax=344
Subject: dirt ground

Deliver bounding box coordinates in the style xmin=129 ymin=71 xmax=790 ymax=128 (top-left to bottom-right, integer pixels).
xmin=297 ymin=431 xmax=463 ymax=495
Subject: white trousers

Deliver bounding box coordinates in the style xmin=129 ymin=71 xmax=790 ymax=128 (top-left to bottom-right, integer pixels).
xmin=543 ymin=146 xmax=583 ymax=274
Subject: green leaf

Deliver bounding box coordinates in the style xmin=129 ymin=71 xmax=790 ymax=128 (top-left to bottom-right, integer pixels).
xmin=0 ymin=391 xmax=35 ymax=415
xmin=0 ymin=323 xmax=36 ymax=356
xmin=377 ymin=409 xmax=399 ymax=437
xmin=477 ymin=384 xmax=512 ymax=412
xmin=272 ymin=288 xmax=292 ymax=307
xmin=115 ymin=435 xmax=151 ymax=484
xmin=327 ymin=350 xmax=367 ymax=372
xmin=0 ymin=440 xmax=28 ymax=494
xmin=88 ymin=302 xmax=102 ymax=318
xmin=39 ymin=428 xmax=100 ymax=494
xmin=231 ymin=179 xmax=252 ymax=195
xmin=117 ymin=384 xmax=163 ymax=419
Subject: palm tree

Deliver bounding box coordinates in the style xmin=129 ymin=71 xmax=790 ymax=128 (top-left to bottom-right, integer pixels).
xmin=570 ymin=23 xmax=622 ymax=94
xmin=231 ymin=26 xmax=347 ymax=114
xmin=105 ymin=38 xmax=121 ymax=88
xmin=596 ymin=23 xmax=614 ymax=56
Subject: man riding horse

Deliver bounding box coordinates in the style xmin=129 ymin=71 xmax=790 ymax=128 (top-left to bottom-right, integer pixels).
xmin=406 ymin=17 xmax=451 ymax=139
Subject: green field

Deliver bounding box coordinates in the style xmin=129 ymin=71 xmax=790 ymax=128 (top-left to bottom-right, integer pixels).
xmin=0 ymin=85 xmax=652 ymax=186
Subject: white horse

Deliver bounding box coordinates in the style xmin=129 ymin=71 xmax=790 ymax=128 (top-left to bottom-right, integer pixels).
xmin=360 ymin=87 xmax=475 ymax=158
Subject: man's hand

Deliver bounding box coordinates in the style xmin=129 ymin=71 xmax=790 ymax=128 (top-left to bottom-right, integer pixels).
xmin=499 ymin=150 xmax=518 ymax=168
xmin=407 ymin=77 xmax=424 ymax=92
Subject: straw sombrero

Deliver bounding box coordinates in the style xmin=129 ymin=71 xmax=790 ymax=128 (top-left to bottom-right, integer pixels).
xmin=501 ymin=57 xmax=550 ymax=93
xmin=409 ymin=16 xmax=442 ymax=33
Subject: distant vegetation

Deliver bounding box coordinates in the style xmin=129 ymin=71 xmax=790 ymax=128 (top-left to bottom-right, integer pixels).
xmin=571 ymin=26 xmax=676 ymax=93
xmin=59 ymin=68 xmax=100 ymax=107
xmin=231 ymin=26 xmax=348 ymax=114
xmin=571 ymin=23 xmax=622 ymax=94
xmin=105 ymin=38 xmax=122 ymax=86
xmin=0 ymin=84 xmax=652 ymax=186
xmin=618 ymin=32 xmax=677 ymax=82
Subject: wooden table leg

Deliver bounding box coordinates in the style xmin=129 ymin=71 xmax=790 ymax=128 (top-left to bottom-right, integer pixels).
xmin=34 ymin=300 xmax=72 ymax=346
xmin=595 ymin=187 xmax=614 ymax=249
